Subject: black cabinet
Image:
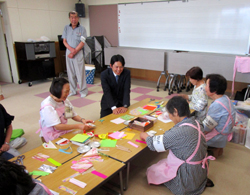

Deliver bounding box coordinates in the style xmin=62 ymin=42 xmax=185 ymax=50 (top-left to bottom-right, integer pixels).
xmin=15 ymin=41 xmax=56 ymax=86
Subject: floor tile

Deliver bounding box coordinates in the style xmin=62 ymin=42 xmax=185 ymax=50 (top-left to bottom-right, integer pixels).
xmin=131 ymin=87 xmax=154 ymax=94
xmin=35 ymin=91 xmax=50 ymax=99
xmin=70 ymin=98 xmax=97 ymax=108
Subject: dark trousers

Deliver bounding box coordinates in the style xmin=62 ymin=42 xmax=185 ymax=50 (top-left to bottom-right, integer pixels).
xmin=0 ymin=152 xmax=14 ymax=160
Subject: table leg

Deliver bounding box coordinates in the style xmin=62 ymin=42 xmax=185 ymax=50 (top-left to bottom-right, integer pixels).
xmin=119 ymin=170 xmax=124 ymax=195
xmin=124 ymin=162 xmax=130 ymax=191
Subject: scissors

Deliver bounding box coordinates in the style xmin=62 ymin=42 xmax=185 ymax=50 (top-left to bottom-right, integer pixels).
xmin=12 ymin=155 xmax=25 ymax=165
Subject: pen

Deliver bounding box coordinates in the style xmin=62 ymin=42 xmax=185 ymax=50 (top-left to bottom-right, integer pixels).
xmin=98 ymin=151 xmax=124 ymax=163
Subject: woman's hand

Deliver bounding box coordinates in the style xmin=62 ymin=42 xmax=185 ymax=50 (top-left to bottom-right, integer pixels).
xmin=77 ymin=123 xmax=91 ymax=131
xmin=84 ymin=119 xmax=95 ymax=124
xmin=140 ymin=132 xmax=149 ymax=141
xmin=0 ymin=143 xmax=10 ymax=152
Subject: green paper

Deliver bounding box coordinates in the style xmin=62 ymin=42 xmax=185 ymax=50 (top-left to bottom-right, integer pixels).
xmin=100 ymin=139 xmax=117 ymax=147
xmin=47 ymin=158 xmax=61 ymax=166
xmin=138 ymin=109 xmax=149 ymax=115
xmin=30 ymin=171 xmax=50 ymax=176
xmin=70 ymin=134 xmax=90 ymax=143
xmin=120 ymin=115 xmax=134 ymax=121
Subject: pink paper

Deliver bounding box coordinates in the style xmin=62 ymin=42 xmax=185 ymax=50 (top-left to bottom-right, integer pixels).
xmin=128 ymin=141 xmax=139 ymax=148
xmin=108 ymin=131 xmax=127 ymax=139
xmin=135 ymin=139 xmax=147 ymax=144
xmin=91 ymin=170 xmax=107 ymax=179
xmin=110 ymin=118 xmax=125 ymax=124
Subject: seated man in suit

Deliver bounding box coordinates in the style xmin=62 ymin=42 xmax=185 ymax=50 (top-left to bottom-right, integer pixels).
xmin=100 ymin=54 xmax=131 ymax=118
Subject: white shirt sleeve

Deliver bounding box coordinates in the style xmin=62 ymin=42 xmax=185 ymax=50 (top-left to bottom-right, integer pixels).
xmin=41 ymin=106 xmax=61 ymax=127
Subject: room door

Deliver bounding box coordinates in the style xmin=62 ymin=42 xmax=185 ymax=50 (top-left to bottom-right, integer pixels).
xmin=0 ymin=9 xmax=12 ymax=83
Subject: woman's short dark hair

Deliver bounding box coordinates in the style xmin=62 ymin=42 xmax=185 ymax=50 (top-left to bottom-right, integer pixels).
xmin=0 ymin=157 xmax=35 ymax=194
xmin=110 ymin=54 xmax=125 ymax=67
xmin=50 ymin=78 xmax=69 ymax=98
xmin=206 ymin=74 xmax=227 ymax=95
xmin=166 ymin=96 xmax=190 ymax=117
xmin=186 ymin=66 xmax=203 ymax=81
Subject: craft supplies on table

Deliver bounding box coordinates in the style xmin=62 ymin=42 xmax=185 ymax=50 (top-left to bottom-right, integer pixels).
xmin=116 ymin=145 xmax=131 ymax=152
xmin=128 ymin=117 xmax=154 ymax=132
xmin=42 ymin=141 xmax=57 ymax=149
xmin=100 ymin=139 xmax=117 ymax=147
xmin=127 ymin=141 xmax=139 ymax=148
xmin=142 ymin=115 xmax=158 ymax=123
xmin=59 ymin=185 xmax=77 ymax=195
xmin=108 ymin=131 xmax=127 ymax=139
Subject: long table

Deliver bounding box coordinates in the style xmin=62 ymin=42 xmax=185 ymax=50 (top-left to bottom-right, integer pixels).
xmin=61 ymin=98 xmax=175 ymax=190
xmin=11 ymin=136 xmax=125 ymax=194
xmin=12 ymin=98 xmax=175 ymax=194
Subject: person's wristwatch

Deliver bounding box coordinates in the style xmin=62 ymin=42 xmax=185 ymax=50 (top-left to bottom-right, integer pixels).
xmin=123 ymin=105 xmax=128 ymax=108
xmin=5 ymin=142 xmax=9 ymax=145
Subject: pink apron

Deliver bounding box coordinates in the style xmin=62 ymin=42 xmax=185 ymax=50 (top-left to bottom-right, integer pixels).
xmin=36 ymin=104 xmax=71 ymax=143
xmin=206 ymin=96 xmax=234 ymax=142
xmin=147 ymin=120 xmax=215 ymax=185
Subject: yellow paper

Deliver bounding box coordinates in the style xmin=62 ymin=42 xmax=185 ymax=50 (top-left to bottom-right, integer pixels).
xmin=123 ymin=132 xmax=135 ymax=140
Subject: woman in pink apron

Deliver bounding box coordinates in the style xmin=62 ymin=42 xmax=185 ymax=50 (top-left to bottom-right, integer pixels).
xmin=37 ymin=78 xmax=94 ymax=143
xmin=203 ymin=74 xmax=236 ymax=158
xmin=140 ymin=96 xmax=215 ymax=194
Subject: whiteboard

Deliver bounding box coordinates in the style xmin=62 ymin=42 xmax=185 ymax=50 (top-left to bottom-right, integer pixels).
xmin=118 ymin=0 xmax=250 ymax=55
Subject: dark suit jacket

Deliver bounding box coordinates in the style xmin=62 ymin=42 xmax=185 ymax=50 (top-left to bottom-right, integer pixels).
xmin=101 ymin=68 xmax=131 ymax=110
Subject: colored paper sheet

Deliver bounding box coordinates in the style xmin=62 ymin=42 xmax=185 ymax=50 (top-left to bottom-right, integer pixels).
xmin=47 ymin=158 xmax=61 ymax=167
xmin=120 ymin=114 xmax=134 ymax=120
xmin=70 ymin=134 xmax=90 ymax=143
xmin=138 ymin=109 xmax=149 ymax=115
xmin=128 ymin=141 xmax=139 ymax=148
xmin=123 ymin=132 xmax=136 ymax=140
xmin=83 ymin=148 xmax=99 ymax=157
xmin=135 ymin=139 xmax=147 ymax=144
xmin=42 ymin=141 xmax=57 ymax=149
xmin=143 ymin=105 xmax=157 ymax=110
xmin=158 ymin=114 xmax=172 ymax=123
xmin=91 ymin=170 xmax=108 ymax=179
xmin=30 ymin=171 xmax=50 ymax=176
xmin=100 ymin=139 xmax=117 ymax=147
xmin=59 ymin=185 xmax=77 ymax=195
xmin=110 ymin=118 xmax=126 ymax=124
xmin=108 ymin=131 xmax=127 ymax=139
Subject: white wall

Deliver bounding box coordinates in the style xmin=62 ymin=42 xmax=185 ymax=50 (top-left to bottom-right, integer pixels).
xmin=5 ymin=0 xmax=90 ymax=42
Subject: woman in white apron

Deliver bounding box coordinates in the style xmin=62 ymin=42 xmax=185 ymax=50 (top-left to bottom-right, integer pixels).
xmin=179 ymin=66 xmax=208 ymax=121
xmin=37 ymin=78 xmax=94 ymax=143
xmin=203 ymin=74 xmax=236 ymax=158
xmin=140 ymin=96 xmax=214 ymax=194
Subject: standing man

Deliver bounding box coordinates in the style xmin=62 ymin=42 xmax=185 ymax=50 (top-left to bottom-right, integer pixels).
xmin=100 ymin=54 xmax=131 ymax=118
xmin=62 ymin=11 xmax=88 ymax=98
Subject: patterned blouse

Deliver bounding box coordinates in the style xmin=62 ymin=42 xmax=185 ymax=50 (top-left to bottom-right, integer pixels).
xmin=146 ymin=117 xmax=208 ymax=195
xmin=188 ymin=83 xmax=208 ymax=121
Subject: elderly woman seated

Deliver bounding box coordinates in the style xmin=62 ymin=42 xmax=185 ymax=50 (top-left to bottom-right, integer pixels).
xmin=37 ymin=78 xmax=94 ymax=143
xmin=140 ymin=96 xmax=214 ymax=194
